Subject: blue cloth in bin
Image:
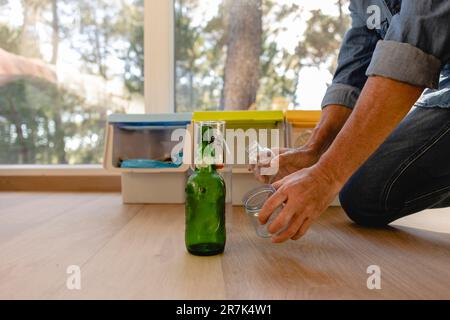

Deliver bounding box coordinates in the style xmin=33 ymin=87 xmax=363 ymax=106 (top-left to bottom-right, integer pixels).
xmin=120 ymin=152 xmax=183 ymax=169
xmin=120 ymin=159 xmax=182 ymax=169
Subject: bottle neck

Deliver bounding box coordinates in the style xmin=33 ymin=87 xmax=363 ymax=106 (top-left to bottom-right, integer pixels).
xmin=196 ymin=165 xmax=217 ymax=173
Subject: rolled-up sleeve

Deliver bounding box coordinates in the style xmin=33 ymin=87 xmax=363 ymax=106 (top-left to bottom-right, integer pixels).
xmin=366 ymin=0 xmax=450 ymax=89
xmin=322 ymin=2 xmax=379 ymax=109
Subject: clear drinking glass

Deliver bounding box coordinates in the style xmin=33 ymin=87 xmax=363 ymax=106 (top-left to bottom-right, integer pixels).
xmin=242 ymin=185 xmax=284 ymax=238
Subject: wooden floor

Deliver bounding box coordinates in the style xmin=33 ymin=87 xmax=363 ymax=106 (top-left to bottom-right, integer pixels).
xmin=0 ymin=192 xmax=449 ymax=300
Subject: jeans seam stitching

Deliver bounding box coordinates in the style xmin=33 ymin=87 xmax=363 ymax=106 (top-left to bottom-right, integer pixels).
xmin=383 ymin=126 xmax=450 ymax=211
xmin=404 ymin=185 xmax=450 ymax=205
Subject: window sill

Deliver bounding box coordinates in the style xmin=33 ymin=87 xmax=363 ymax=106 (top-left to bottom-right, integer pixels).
xmin=0 ymin=165 xmax=121 ymax=192
xmin=0 ymin=165 xmax=119 ymax=176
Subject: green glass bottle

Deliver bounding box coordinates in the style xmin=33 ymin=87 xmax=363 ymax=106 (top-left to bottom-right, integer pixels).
xmin=185 ymin=121 xmax=226 ymax=256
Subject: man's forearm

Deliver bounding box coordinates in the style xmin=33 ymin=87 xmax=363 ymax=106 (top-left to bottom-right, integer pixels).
xmin=316 ymin=76 xmax=424 ymax=188
xmin=305 ymin=104 xmax=352 ymax=157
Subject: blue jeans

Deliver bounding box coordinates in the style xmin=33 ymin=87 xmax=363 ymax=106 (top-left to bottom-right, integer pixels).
xmin=340 ymin=107 xmax=450 ymax=227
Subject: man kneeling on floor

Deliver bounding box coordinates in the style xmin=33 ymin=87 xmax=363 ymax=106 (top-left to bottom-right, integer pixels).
xmin=251 ymin=0 xmax=450 ymax=243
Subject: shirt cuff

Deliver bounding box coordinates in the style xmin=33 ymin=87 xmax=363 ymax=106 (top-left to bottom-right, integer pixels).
xmin=366 ymin=40 xmax=442 ymax=89
xmin=321 ymin=83 xmax=361 ymax=109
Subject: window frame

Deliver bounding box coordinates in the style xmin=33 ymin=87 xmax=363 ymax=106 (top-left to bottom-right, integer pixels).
xmin=145 ymin=0 xmax=175 ymax=114
xmin=0 ymin=0 xmax=174 ymax=178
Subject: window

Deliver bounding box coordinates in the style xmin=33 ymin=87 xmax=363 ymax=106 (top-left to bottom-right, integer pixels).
xmin=0 ymin=0 xmax=349 ymax=167
xmin=175 ymin=0 xmax=349 ymax=112
xmin=0 ymin=0 xmax=144 ymax=165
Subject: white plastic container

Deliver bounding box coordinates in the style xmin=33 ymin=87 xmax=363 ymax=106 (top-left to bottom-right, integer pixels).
xmin=103 ymin=113 xmax=193 ymax=204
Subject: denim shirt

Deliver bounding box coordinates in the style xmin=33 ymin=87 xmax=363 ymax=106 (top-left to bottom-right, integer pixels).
xmin=322 ymin=0 xmax=450 ymax=110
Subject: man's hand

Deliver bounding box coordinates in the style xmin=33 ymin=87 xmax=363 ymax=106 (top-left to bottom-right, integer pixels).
xmin=249 ymin=147 xmax=320 ymax=184
xmin=259 ymin=76 xmax=424 ymax=244
xmin=259 ymin=165 xmax=340 ymax=243
xmin=249 ymin=105 xmax=353 ymax=184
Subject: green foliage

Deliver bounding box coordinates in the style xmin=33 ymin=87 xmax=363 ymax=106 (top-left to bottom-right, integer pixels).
xmin=0 ymin=24 xmax=20 ymax=53
xmin=257 ymin=1 xmax=302 ymax=108
xmin=123 ymin=20 xmax=144 ymax=94
xmin=297 ymin=9 xmax=350 ymax=73
xmin=175 ymin=0 xmax=350 ymax=111
xmin=0 ymin=77 xmax=108 ymax=164
xmin=0 ymin=0 xmax=139 ymax=164
xmin=175 ymin=0 xmax=226 ymax=112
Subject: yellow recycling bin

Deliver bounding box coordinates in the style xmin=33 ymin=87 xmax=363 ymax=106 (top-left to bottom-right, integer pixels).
xmin=285 ymin=110 xmax=321 ymax=148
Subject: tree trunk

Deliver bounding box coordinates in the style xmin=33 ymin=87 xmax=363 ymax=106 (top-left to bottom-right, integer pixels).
xmin=19 ymin=0 xmax=42 ymax=59
xmin=53 ymin=111 xmax=67 ymax=164
xmin=336 ymin=0 xmax=347 ymax=33
xmin=51 ymin=0 xmax=59 ymax=65
xmin=222 ymin=0 xmax=262 ymax=110
xmin=7 ymin=96 xmax=28 ymax=164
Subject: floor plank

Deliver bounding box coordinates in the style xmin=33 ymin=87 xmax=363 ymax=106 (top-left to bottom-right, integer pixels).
xmin=0 ymin=192 xmax=449 ymax=300
xmin=59 ymin=205 xmax=226 ymax=300
xmin=0 ymin=193 xmax=142 ymax=299
xmin=0 ymin=192 xmax=52 ymax=212
xmin=0 ymin=192 xmax=102 ymax=245
xmin=222 ymin=207 xmax=450 ymax=299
